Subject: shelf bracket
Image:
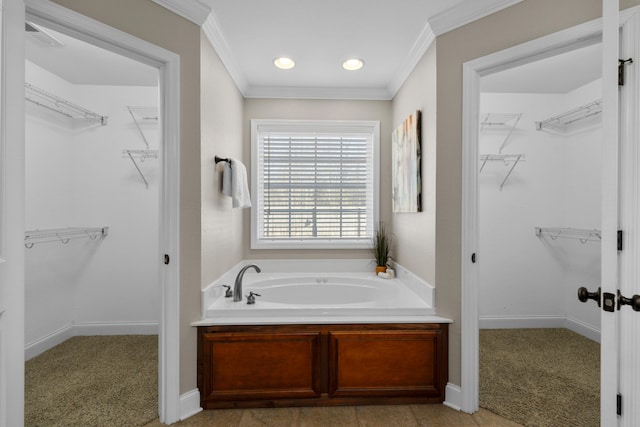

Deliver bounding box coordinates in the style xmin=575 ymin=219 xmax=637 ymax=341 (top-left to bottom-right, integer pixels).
xmin=499 ymin=154 xmax=522 ymax=190
xmin=479 ymin=154 xmax=525 ymax=190
xmin=498 ymin=114 xmax=521 ymax=153
xmin=126 ymin=106 xmax=157 ymax=149
xmin=123 ymin=150 xmax=158 ymax=189
xmin=480 ymin=113 xmax=523 ymax=153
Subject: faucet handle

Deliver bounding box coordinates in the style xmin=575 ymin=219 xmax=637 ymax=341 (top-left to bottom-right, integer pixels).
xmin=221 ymin=285 xmax=233 ymax=298
xmin=246 ymin=291 xmax=261 ymax=305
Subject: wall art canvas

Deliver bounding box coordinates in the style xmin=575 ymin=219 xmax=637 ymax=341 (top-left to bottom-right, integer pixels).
xmin=392 ymin=110 xmax=422 ymax=213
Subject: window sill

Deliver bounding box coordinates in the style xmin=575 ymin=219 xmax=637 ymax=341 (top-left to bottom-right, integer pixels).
xmin=251 ymin=239 xmax=372 ymax=250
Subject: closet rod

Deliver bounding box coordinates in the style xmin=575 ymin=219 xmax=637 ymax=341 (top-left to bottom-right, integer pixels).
xmin=24 ymin=226 xmax=109 ymax=248
xmin=535 ymin=226 xmax=601 ymax=243
xmin=25 ymin=82 xmax=108 ymax=125
xmin=535 ymin=99 xmax=602 ymax=131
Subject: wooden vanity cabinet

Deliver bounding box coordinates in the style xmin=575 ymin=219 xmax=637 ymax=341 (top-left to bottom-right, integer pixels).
xmin=197 ymin=323 xmax=448 ymax=409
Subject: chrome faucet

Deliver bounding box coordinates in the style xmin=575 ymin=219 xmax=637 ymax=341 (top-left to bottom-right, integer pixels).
xmin=233 ymin=264 xmax=261 ymax=302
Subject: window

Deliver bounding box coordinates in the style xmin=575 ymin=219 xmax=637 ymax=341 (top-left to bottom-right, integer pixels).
xmin=251 ymin=120 xmax=379 ymax=249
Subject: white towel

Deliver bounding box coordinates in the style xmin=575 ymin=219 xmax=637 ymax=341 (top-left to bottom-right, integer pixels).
xmin=221 ymin=162 xmax=232 ymax=197
xmin=221 ymin=158 xmax=251 ymax=209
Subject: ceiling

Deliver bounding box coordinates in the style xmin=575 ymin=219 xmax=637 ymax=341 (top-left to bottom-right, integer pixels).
xmin=198 ymin=0 xmax=526 ymax=99
xmin=25 ymin=25 xmax=158 ymax=87
xmin=25 ymin=0 xmax=601 ymax=98
xmin=480 ymin=42 xmax=602 ymax=94
xmin=201 ymin=0 xmax=463 ymax=99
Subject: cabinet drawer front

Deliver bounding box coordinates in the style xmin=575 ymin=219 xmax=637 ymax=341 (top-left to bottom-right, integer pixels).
xmin=329 ymin=330 xmax=445 ymax=398
xmin=201 ymin=332 xmax=321 ymax=401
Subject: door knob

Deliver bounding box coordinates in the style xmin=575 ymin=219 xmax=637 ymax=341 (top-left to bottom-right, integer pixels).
xmin=617 ymin=290 xmax=640 ymax=311
xmin=578 ymin=286 xmax=601 ymax=307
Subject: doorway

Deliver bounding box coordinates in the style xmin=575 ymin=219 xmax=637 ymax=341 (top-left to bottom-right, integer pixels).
xmin=476 ymin=41 xmax=602 ymax=424
xmin=462 ymin=6 xmax=640 ymax=425
xmin=24 ymin=2 xmax=181 ymax=423
xmin=24 ymin=21 xmax=160 ymax=424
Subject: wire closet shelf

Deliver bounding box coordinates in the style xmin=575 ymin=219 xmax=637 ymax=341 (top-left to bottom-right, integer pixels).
xmin=535 ymin=226 xmax=601 ymax=243
xmin=24 ymin=226 xmax=109 ymax=248
xmin=535 ymin=99 xmax=602 ymax=131
xmin=25 ymin=82 xmax=108 ymax=125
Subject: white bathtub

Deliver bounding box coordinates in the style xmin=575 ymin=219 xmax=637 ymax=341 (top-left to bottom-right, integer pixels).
xmin=195 ymin=260 xmax=451 ymax=326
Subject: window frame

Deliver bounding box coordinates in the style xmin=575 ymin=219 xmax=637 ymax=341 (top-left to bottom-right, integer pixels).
xmin=251 ymin=119 xmax=380 ymax=250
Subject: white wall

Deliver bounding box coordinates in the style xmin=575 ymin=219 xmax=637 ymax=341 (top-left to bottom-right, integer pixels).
xmin=478 ymin=79 xmax=602 ymax=341
xmin=25 ymin=60 xmax=160 ymax=357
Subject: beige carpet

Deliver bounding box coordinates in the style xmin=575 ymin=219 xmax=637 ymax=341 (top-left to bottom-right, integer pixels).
xmin=25 ymin=335 xmax=158 ymax=427
xmin=480 ymin=328 xmax=600 ymax=427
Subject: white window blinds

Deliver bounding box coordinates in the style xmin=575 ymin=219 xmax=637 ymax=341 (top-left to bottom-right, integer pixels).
xmin=251 ymin=120 xmax=379 ymax=249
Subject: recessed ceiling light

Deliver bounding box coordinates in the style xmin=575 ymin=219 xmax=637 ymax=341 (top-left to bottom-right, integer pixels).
xmin=274 ymin=57 xmax=295 ymax=70
xmin=343 ymin=58 xmax=364 ymax=71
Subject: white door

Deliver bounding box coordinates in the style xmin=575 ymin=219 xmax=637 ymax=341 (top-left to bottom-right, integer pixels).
xmin=597 ymin=1 xmax=620 ymax=425
xmin=612 ymin=5 xmax=640 ymax=427
xmin=597 ymin=3 xmax=640 ymax=426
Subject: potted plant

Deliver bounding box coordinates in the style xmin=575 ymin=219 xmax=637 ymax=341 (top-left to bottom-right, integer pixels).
xmin=372 ymin=222 xmax=392 ymax=274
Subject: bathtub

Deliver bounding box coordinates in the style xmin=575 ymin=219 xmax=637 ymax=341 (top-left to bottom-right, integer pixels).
xmin=195 ymin=259 xmax=451 ymax=326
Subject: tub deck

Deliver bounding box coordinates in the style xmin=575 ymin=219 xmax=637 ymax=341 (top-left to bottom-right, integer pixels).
xmin=196 ymin=271 xmax=450 ymax=326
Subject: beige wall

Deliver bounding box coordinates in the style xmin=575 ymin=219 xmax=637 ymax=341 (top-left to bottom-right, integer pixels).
xmin=243 ymin=98 xmax=393 ymax=260
xmin=390 ymin=45 xmax=437 ymax=287
xmin=51 ymin=0 xmax=202 ymax=393
xmin=201 ymin=33 xmax=245 ymax=287
xmin=433 ymin=0 xmax=640 ymax=386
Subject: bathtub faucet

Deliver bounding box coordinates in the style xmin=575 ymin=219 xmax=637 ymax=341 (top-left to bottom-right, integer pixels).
xmin=233 ymin=264 xmax=261 ymax=302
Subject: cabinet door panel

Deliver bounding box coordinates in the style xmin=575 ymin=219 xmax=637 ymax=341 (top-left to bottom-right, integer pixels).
xmin=201 ymin=332 xmax=321 ymax=401
xmin=329 ymin=330 xmax=445 ymax=399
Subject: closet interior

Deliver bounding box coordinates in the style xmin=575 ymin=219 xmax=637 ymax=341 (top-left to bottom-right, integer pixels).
xmin=478 ymin=42 xmax=603 ymax=342
xmin=24 ymin=23 xmax=161 ymax=359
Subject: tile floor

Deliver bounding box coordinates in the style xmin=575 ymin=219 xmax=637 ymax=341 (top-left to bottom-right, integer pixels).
xmin=144 ymin=405 xmax=523 ymax=426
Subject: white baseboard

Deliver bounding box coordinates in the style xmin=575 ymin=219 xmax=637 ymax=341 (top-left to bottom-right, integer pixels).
xmin=25 ymin=324 xmax=74 ymax=360
xmin=25 ymin=321 xmax=159 ymax=360
xmin=565 ymin=316 xmax=600 ymax=343
xmin=179 ymin=389 xmax=202 ymax=421
xmin=479 ymin=315 xmax=600 ymax=342
xmin=73 ymin=321 xmax=159 ymax=336
xmin=479 ymin=315 xmax=565 ymax=329
xmin=444 ymin=383 xmax=462 ymax=411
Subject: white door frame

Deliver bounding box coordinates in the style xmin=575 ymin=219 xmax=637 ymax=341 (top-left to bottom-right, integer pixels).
xmin=461 ymin=8 xmax=638 ymax=416
xmin=1 ymin=1 xmax=27 ymax=426
xmin=23 ymin=1 xmax=181 ymax=423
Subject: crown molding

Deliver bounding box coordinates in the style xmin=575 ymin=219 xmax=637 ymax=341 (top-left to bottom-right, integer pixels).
xmin=155 ymin=0 xmax=525 ymax=100
xmin=386 ymin=21 xmax=436 ymax=98
xmin=429 ymin=0 xmax=524 ymax=36
xmin=244 ymin=85 xmax=393 ymax=101
xmin=151 ymin=0 xmax=211 ymax=25
xmin=202 ymin=11 xmax=249 ymax=95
